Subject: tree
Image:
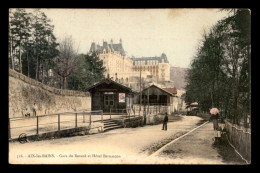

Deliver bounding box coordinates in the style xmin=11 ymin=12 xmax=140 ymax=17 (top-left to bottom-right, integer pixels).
xmin=9 ymin=8 xmax=32 ymax=73
xmin=9 ymin=8 xmax=59 ymax=84
xmin=216 ymin=9 xmax=250 ymax=124
xmin=53 ymin=36 xmax=78 ymax=89
xmin=30 ymin=9 xmax=59 ymax=82
xmin=67 ymin=52 xmax=106 ymax=91
xmin=185 ymin=9 xmax=250 ymax=125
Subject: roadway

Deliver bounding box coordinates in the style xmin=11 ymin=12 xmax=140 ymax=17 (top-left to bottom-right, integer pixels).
xmin=9 ymin=115 xmax=246 ymax=164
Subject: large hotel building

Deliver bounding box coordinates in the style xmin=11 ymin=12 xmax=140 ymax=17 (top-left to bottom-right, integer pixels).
xmin=88 ymin=39 xmax=172 ymax=90
xmin=132 ymin=53 xmax=170 ymax=81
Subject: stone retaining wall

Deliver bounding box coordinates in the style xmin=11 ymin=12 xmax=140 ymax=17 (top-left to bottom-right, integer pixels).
xmin=9 ymin=69 xmax=91 ymax=118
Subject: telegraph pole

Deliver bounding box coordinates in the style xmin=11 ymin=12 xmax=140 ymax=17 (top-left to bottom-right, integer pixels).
xmin=140 ymin=68 xmax=142 ymax=116
xmin=148 ymin=87 xmax=149 ymax=114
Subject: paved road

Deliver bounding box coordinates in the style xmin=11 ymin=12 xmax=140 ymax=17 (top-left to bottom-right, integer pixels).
xmin=149 ymin=122 xmax=246 ymax=164
xmin=9 ymin=116 xmax=245 ymax=164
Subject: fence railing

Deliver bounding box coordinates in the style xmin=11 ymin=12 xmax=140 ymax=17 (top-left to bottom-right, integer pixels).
xmin=9 ymin=110 xmax=104 ymax=139
xmin=8 ymin=105 xmax=178 ymax=140
xmin=133 ymin=104 xmax=169 ymax=116
xmin=225 ymin=120 xmax=251 ymax=163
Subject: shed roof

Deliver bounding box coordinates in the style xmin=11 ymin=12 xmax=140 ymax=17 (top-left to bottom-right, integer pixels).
xmin=141 ymin=84 xmax=177 ymax=96
xmin=162 ymin=88 xmax=177 ymax=95
xmin=86 ymin=78 xmax=135 ymax=93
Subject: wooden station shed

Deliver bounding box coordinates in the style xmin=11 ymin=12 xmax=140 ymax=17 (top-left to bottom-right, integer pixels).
xmin=135 ymin=84 xmax=179 ymax=114
xmin=86 ymin=78 xmax=136 ymax=113
xmin=137 ymin=84 xmax=177 ymax=105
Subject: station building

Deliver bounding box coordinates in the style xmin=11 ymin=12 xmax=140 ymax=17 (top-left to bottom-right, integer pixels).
xmin=86 ymin=78 xmax=136 ymax=113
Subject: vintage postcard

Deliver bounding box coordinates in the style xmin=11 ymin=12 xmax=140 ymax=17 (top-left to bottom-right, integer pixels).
xmin=8 ymin=8 xmax=251 ymax=164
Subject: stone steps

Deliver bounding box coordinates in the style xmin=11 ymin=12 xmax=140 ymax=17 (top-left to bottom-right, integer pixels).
xmin=103 ymin=119 xmax=123 ymax=132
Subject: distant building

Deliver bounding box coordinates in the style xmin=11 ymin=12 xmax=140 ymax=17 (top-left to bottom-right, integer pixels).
xmin=89 ymin=39 xmax=134 ymax=82
xmin=132 ymin=53 xmax=171 ymax=82
xmin=88 ymin=39 xmax=173 ymax=91
xmin=88 ymin=39 xmax=150 ymax=91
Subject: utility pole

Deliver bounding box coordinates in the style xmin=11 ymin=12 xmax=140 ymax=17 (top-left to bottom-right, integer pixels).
xmin=148 ymin=87 xmax=150 ymax=115
xmin=140 ymin=69 xmax=142 ymax=116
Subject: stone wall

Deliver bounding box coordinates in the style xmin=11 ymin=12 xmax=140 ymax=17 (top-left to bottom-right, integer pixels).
xmin=9 ymin=69 xmax=91 ymax=118
xmin=114 ymin=117 xmax=144 ymax=128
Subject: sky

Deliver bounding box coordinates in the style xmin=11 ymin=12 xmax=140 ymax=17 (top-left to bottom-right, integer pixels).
xmin=36 ymin=8 xmax=229 ymax=68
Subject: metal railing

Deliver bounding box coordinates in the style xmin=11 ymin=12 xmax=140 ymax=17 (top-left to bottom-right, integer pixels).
xmin=8 ymin=105 xmax=177 ymax=140
xmin=133 ymin=104 xmax=169 ymax=116
xmin=9 ymin=110 xmax=103 ymax=139
xmin=103 ymin=108 xmax=136 ymax=120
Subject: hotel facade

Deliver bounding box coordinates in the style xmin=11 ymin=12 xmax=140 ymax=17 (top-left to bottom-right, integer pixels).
xmin=132 ymin=53 xmax=171 ymax=82
xmin=88 ymin=39 xmax=172 ymax=91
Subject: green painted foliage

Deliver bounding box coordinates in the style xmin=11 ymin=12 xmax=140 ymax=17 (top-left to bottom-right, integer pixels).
xmin=185 ymin=9 xmax=251 ymax=125
xmin=67 ymin=53 xmax=106 ymax=91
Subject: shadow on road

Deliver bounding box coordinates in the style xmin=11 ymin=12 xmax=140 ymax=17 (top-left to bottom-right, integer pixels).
xmin=212 ymin=133 xmax=246 ymax=164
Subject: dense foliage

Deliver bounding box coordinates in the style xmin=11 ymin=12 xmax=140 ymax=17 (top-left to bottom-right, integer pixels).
xmin=67 ymin=53 xmax=106 ymax=91
xmin=9 ymin=9 xmax=59 ymax=83
xmin=9 ymin=9 xmax=106 ymax=90
xmin=185 ymin=9 xmax=251 ymax=125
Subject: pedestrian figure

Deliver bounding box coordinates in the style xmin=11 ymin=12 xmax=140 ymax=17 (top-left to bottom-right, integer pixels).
xmin=209 ymin=108 xmax=219 ymax=131
xmin=209 ymin=108 xmax=221 ymax=141
xmin=33 ymin=103 xmax=37 ymax=117
xmin=210 ymin=113 xmax=219 ymax=130
xmin=162 ymin=112 xmax=168 ymax=131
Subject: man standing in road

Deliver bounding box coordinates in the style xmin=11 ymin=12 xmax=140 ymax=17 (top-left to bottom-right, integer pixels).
xmin=162 ymin=112 xmax=168 ymax=131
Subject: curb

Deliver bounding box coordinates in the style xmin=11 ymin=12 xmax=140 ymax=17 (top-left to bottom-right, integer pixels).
xmin=149 ymin=121 xmax=209 ymax=157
